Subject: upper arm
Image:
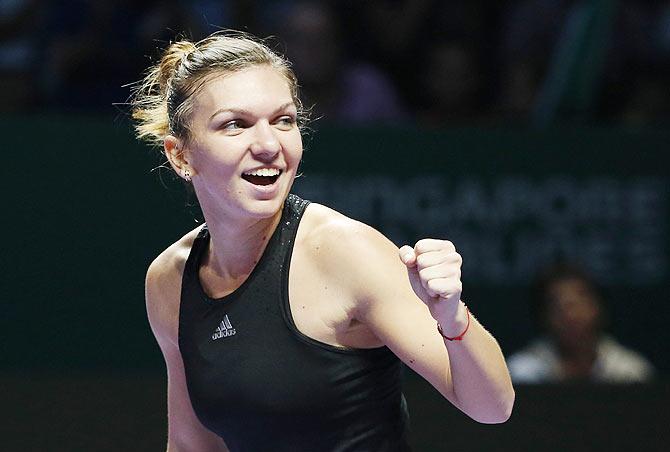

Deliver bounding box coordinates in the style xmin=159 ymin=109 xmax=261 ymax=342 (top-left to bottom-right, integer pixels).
xmin=309 ymin=214 xmax=457 ymax=404
xmin=145 ymin=254 xmax=229 ymax=452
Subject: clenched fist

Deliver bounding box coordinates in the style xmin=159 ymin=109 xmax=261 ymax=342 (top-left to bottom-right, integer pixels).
xmin=399 ymin=239 xmax=466 ymax=331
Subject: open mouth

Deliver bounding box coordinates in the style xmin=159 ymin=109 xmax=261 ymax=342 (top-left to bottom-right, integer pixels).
xmin=241 ymin=168 xmax=282 ymax=186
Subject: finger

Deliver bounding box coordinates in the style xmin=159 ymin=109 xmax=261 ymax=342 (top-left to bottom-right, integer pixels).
xmin=416 ymin=250 xmax=462 ymax=270
xmin=418 ymin=263 xmax=461 ymax=282
xmin=414 ymin=239 xmax=456 ymax=255
xmin=398 ymin=245 xmax=417 ymax=267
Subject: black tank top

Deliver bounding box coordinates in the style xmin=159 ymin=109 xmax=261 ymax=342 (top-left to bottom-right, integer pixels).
xmin=178 ymin=194 xmax=411 ymax=452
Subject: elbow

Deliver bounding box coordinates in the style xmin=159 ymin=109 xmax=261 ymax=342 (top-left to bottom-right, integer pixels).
xmin=484 ymin=397 xmax=514 ymax=424
xmin=471 ymin=386 xmax=515 ymax=424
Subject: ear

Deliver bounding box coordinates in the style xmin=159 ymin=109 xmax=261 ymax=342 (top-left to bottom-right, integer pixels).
xmin=164 ymin=135 xmax=194 ymax=180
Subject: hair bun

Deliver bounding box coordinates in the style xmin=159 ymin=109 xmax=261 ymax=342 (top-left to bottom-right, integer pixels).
xmin=158 ymin=40 xmax=198 ymax=89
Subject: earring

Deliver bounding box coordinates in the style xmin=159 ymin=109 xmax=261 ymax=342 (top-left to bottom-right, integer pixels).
xmin=183 ymin=169 xmax=191 ymax=182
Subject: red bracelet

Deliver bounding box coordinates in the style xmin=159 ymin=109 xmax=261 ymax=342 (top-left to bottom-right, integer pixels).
xmin=437 ymin=306 xmax=470 ymax=341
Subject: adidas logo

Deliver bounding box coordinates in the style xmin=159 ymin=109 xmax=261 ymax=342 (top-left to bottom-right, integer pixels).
xmin=212 ymin=314 xmax=237 ymax=340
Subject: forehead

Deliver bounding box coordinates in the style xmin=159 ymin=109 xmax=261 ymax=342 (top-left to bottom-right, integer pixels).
xmin=193 ymin=65 xmax=294 ymax=114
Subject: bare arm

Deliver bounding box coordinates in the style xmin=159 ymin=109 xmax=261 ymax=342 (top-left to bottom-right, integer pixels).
xmin=396 ymin=239 xmax=515 ymax=423
xmin=311 ymin=214 xmax=514 ymax=423
xmin=146 ymin=253 xmax=229 ymax=451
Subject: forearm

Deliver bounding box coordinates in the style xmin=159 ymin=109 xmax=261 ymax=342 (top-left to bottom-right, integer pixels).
xmin=439 ymin=302 xmax=515 ymax=423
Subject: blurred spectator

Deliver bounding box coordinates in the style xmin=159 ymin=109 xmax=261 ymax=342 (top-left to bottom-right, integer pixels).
xmin=0 ymin=0 xmax=43 ymax=111
xmin=613 ymin=62 xmax=670 ymax=126
xmin=2 ymin=0 xmax=668 ymax=124
xmin=498 ymin=0 xmax=670 ymax=124
xmin=507 ymin=263 xmax=655 ymax=383
xmin=269 ymin=1 xmax=407 ymax=124
xmin=43 ymin=0 xmax=200 ymax=110
xmin=496 ymin=0 xmax=572 ymax=120
xmin=416 ymin=40 xmax=484 ymax=125
xmin=339 ymin=0 xmax=495 ymax=122
xmin=602 ymin=0 xmax=670 ymax=125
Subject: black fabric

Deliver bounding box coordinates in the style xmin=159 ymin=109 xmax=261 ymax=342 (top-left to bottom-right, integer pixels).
xmin=178 ymin=194 xmax=412 ymax=452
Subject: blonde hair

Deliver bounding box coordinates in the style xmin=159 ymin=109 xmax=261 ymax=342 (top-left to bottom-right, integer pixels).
xmin=131 ymin=31 xmax=306 ymax=148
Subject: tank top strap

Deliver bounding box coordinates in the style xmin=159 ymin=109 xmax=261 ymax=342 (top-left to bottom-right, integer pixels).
xmin=252 ymin=194 xmax=309 ymax=282
xmin=285 ymin=193 xmax=310 ymax=222
xmin=182 ymin=224 xmax=210 ymax=289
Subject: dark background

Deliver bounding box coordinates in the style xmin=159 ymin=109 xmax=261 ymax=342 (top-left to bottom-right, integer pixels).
xmin=2 ymin=1 xmax=669 ymax=451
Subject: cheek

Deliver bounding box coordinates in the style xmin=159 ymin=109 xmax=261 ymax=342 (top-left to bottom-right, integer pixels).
xmin=291 ymin=146 xmax=304 ymax=165
xmin=192 ymin=142 xmax=242 ymax=172
xmin=285 ymin=133 xmax=304 ymax=163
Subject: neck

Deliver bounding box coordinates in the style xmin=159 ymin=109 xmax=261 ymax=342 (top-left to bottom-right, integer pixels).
xmin=555 ymin=334 xmax=598 ymax=362
xmin=201 ymin=206 xmax=284 ymax=280
xmin=558 ymin=345 xmax=598 ymax=380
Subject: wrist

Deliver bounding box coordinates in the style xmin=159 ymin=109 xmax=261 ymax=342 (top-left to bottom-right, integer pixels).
xmin=436 ymin=301 xmax=470 ymax=341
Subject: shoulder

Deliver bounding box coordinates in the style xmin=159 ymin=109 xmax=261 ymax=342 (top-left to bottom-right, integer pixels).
xmin=299 ymin=203 xmax=400 ymax=278
xmin=146 ymin=225 xmax=203 ymax=287
xmin=300 ymin=202 xmax=377 ymax=238
xmin=298 ymin=203 xmax=409 ymax=312
xmin=145 ymin=225 xmax=205 ymax=346
xmin=506 ymin=339 xmax=557 ymax=383
xmin=597 ymin=336 xmax=655 ymax=382
xmin=301 ymin=203 xmax=397 ymax=254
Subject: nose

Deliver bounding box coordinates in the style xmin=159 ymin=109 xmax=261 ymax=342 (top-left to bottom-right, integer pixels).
xmin=249 ymin=120 xmax=281 ymax=160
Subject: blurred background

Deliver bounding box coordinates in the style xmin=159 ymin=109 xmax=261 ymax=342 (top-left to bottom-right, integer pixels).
xmin=2 ymin=0 xmax=669 ymax=451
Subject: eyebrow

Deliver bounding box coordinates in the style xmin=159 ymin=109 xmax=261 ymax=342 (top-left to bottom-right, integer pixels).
xmin=209 ymin=102 xmax=296 ymax=121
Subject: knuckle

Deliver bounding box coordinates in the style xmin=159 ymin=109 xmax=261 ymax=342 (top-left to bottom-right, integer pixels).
xmin=416 ymin=254 xmax=429 ymax=268
xmin=427 ymin=279 xmax=442 ymax=292
xmin=442 ymin=280 xmax=461 ymax=294
xmin=414 ymin=239 xmax=431 ymax=253
xmin=442 ymin=252 xmax=462 ymax=267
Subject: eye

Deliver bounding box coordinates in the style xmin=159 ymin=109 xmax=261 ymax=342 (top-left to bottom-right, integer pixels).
xmin=275 ymin=115 xmax=296 ymax=129
xmin=222 ymin=119 xmax=245 ymax=131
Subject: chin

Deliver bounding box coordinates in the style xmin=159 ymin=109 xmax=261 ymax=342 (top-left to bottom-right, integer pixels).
xmin=239 ymin=191 xmax=290 ymax=219
xmin=244 ymin=199 xmax=284 ymax=218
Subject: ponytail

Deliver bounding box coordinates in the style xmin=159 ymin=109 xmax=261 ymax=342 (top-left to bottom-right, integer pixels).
xmin=131 ymin=40 xmax=197 ymax=147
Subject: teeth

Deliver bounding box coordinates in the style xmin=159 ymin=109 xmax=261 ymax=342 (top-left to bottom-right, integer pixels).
xmin=243 ymin=168 xmax=281 ymax=177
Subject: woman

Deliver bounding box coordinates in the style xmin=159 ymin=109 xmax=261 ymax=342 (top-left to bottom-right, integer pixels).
xmin=507 ymin=263 xmax=654 ymax=383
xmin=132 ymin=31 xmax=514 ymax=451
